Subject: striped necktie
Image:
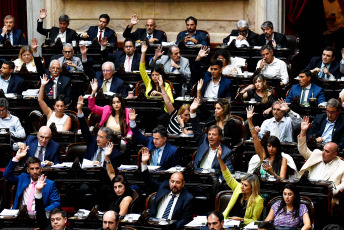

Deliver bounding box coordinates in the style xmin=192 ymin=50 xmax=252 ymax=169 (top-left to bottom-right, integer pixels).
xmin=162 ymin=194 xmax=176 ymax=219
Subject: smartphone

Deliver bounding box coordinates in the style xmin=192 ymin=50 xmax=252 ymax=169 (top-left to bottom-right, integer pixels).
xmin=262 ymin=160 xmax=269 ymax=166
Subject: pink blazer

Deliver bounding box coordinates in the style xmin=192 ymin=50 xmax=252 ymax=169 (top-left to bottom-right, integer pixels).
xmin=88 ymin=96 xmax=133 ymax=137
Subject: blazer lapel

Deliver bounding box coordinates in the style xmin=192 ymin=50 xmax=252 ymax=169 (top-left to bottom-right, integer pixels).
xmin=159 ymin=145 xmax=169 ymax=167
xmin=7 ymin=77 xmax=14 ymax=92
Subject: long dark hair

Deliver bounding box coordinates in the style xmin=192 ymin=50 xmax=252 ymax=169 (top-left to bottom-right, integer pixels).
xmin=264 ymin=136 xmax=282 ymax=175
xmin=148 ymin=65 xmax=167 ymax=95
xmin=109 ymin=94 xmax=127 ymax=136
xmin=276 ymin=183 xmax=301 ymax=219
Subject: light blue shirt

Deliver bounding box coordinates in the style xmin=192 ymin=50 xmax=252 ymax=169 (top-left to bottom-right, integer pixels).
xmin=318 ymin=62 xmax=333 ymax=79
xmin=0 ymin=76 xmax=11 ymax=93
xmin=0 ymin=112 xmax=26 ymax=138
xmin=93 ymin=146 xmax=105 ymax=164
xmin=322 ymin=118 xmax=335 ymax=143
xmin=150 ymin=145 xmax=165 ymax=166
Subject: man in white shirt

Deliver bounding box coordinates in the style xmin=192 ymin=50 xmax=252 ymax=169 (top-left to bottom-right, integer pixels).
xmin=258 ymin=99 xmax=301 ymax=142
xmin=140 ymin=150 xmax=194 ymax=229
xmin=298 ymin=117 xmax=344 ymax=200
xmin=256 ymin=45 xmax=289 ymax=86
xmin=0 ymin=98 xmax=25 ymax=139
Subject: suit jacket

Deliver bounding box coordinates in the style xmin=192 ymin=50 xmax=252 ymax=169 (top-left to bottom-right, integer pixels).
xmin=305 ymin=56 xmax=341 ymax=79
xmin=20 ymin=135 xmax=60 ymax=165
xmin=142 ymin=169 xmax=194 ymax=229
xmin=86 ymin=26 xmax=117 ymax=50
xmin=340 ymin=61 xmax=344 ymax=75
xmin=3 ymin=160 xmax=60 ymax=211
xmin=307 ymin=113 xmax=344 ymax=149
xmin=257 ymin=32 xmax=288 ymax=48
xmin=123 ymin=26 xmax=167 ymax=44
xmin=83 ymin=60 xmax=127 ymax=97
xmin=286 ymin=83 xmax=326 ymax=104
xmin=102 ymin=50 xmax=140 ymax=72
xmin=0 ymin=28 xmax=27 ymax=45
xmin=78 ymin=114 xmax=121 ymax=169
xmin=37 ymin=20 xmax=78 ymax=44
xmin=298 ymin=135 xmax=344 ymax=193
xmin=191 ymin=117 xmax=234 ymax=173
xmin=44 ymin=74 xmax=72 ymax=103
xmin=223 ymin=29 xmax=258 ymax=46
xmin=149 ymin=55 xmax=191 ymax=80
xmin=176 ymin=30 xmax=208 ymax=46
xmin=201 ymin=72 xmax=232 ymax=99
xmin=6 ymin=74 xmax=24 ymax=94
xmin=132 ymin=125 xmax=180 ymax=169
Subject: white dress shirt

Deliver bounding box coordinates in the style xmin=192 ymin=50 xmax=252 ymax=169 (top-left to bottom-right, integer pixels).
xmin=102 ymin=77 xmax=112 ymax=92
xmin=199 ymin=146 xmax=217 ymax=169
xmin=0 ymin=76 xmax=11 ymax=93
xmin=56 ymin=30 xmax=66 ymax=43
xmin=34 ymin=143 xmax=46 ymax=160
xmin=97 ymin=29 xmax=104 ymax=41
xmin=256 ymin=57 xmax=289 ymax=85
xmin=309 ymin=159 xmax=336 ymax=181
xmin=204 ymin=77 xmax=221 ymax=98
xmin=125 ymin=55 xmax=133 ymax=72
xmin=156 ymin=192 xmax=180 ymax=219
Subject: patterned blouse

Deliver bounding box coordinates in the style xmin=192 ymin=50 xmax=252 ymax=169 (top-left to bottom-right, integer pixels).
xmin=272 ymin=200 xmax=308 ymax=227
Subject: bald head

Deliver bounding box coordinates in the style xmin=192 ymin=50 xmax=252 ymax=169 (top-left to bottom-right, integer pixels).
xmin=322 ymin=142 xmax=338 ymax=163
xmin=37 ymin=126 xmax=52 ymax=147
xmin=169 ymin=172 xmax=185 ymax=194
xmin=145 ymin=19 xmax=156 ymax=34
xmin=102 ymin=210 xmax=117 ymax=230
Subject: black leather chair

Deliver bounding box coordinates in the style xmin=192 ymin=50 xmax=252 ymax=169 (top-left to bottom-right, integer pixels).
xmin=215 ymin=190 xmax=233 ymax=213
xmin=65 ymin=142 xmax=87 ymax=162
xmin=285 ymin=34 xmax=300 ymax=60
xmin=145 ymin=192 xmax=157 ymax=210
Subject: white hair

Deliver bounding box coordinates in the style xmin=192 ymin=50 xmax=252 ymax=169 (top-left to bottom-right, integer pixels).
xmin=102 ymin=61 xmax=115 ymax=71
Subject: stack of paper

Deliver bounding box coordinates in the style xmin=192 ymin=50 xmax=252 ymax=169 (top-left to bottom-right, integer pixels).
xmin=118 ymin=165 xmax=139 ymax=170
xmin=22 ymin=89 xmax=39 ymax=97
xmin=244 ymin=221 xmax=260 ymax=230
xmin=51 ymin=162 xmax=73 ymax=168
xmin=0 ymin=209 xmax=19 ymax=217
xmin=166 ymin=167 xmax=185 ymax=173
xmin=224 ymin=219 xmax=240 ymax=228
xmin=184 ymin=216 xmax=207 ymax=227
xmin=82 ymin=159 xmax=101 ymax=169
xmin=147 ymin=166 xmax=161 ymax=171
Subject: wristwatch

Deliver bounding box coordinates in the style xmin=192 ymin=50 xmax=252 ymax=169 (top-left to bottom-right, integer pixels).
xmin=105 ymin=160 xmax=111 ymax=164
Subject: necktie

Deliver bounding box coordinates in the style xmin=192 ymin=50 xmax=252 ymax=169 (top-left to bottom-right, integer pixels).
xmin=320 ymin=66 xmax=327 ymax=79
xmin=126 ymin=56 xmax=131 ymax=72
xmin=152 ymin=148 xmax=160 ymax=166
xmin=171 ymin=67 xmax=176 ymax=72
xmin=38 ymin=146 xmax=44 ymax=162
xmin=162 ymin=194 xmax=176 ymax=219
xmin=96 ymin=147 xmax=103 ymax=163
xmin=49 ymin=77 xmax=55 ymax=95
xmin=27 ymin=182 xmax=37 ymax=214
xmin=6 ymin=32 xmax=10 ymax=40
xmin=300 ymin=88 xmax=307 ymax=105
xmin=99 ymin=30 xmax=103 ymax=43
xmin=102 ymin=80 xmax=108 ymax=93
xmin=148 ymin=35 xmax=151 ymax=40
xmin=275 ymin=122 xmax=280 ymax=139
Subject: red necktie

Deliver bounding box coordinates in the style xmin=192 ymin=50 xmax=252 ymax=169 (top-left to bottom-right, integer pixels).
xmin=49 ymin=77 xmax=55 ymax=95
xmin=99 ymin=30 xmax=103 ymax=42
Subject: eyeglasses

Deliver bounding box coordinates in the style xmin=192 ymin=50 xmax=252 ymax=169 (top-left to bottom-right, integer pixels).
xmin=50 ymin=67 xmax=61 ymax=70
xmin=102 ymin=70 xmax=112 ymax=73
xmin=326 ymin=110 xmax=338 ymax=115
xmin=63 ymin=51 xmax=72 ymax=54
xmin=238 ymin=29 xmax=248 ymax=35
xmin=0 ymin=109 xmax=7 ymax=113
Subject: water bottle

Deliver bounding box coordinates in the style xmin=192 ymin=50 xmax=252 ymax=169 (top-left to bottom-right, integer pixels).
xmin=53 ymin=84 xmax=57 ymax=99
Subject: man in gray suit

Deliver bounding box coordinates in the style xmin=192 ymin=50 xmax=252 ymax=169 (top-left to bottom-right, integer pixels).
xmin=149 ymin=45 xmax=191 ymax=95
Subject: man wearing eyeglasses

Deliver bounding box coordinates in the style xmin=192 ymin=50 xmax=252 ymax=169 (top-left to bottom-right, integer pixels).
xmin=57 ymin=43 xmax=83 ymax=72
xmin=307 ymin=98 xmax=344 ymax=149
xmin=223 ymin=20 xmax=258 ymax=47
xmin=43 ymin=60 xmax=72 ymax=104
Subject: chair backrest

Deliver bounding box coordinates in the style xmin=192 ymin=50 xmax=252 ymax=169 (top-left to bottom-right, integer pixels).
xmin=215 ymin=190 xmax=233 ymax=213
xmin=267 ymin=195 xmax=315 ymax=225
xmin=145 ymin=192 xmax=157 ymax=210
xmin=231 ymin=114 xmax=245 ymax=141
xmin=285 ymin=34 xmax=299 ymax=60
xmin=128 ymin=189 xmax=140 ymax=213
xmin=65 ymin=142 xmax=87 ymax=162
xmin=137 ymin=147 xmax=145 ymax=166
xmin=134 ymin=80 xmax=173 ymax=96
xmin=87 ymin=112 xmax=102 ymax=127
xmin=40 ymin=110 xmax=80 ymax=132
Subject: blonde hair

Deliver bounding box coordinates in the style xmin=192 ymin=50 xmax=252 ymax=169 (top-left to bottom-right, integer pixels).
xmin=178 ymin=104 xmax=190 ymax=116
xmin=214 ymin=98 xmax=231 ymax=127
xmin=241 ymin=174 xmax=260 ymax=208
xmin=253 ymin=75 xmax=268 ymax=104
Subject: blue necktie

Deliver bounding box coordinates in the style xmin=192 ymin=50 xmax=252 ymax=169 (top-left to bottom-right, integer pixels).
xmin=320 ymin=65 xmax=327 ymax=79
xmin=162 ymin=194 xmax=176 ymax=219
xmin=171 ymin=67 xmax=176 ymax=72
xmin=152 ymin=148 xmax=160 ymax=166
xmin=148 ymin=35 xmax=151 ymax=40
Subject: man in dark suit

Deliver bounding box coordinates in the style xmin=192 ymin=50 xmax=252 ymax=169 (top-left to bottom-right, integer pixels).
xmin=81 ymin=45 xmax=127 ymax=97
xmin=0 ymin=61 xmax=24 ymax=94
xmin=305 ymin=47 xmax=341 ymax=79
xmin=81 ymin=14 xmax=117 ymax=50
xmin=3 ymin=148 xmax=60 ymax=212
xmin=189 ymin=97 xmax=234 ymax=172
xmin=77 ymin=96 xmax=121 ymax=169
xmin=44 ymin=60 xmax=72 ymax=103
xmin=129 ymin=108 xmax=180 ymax=169
xmin=101 ymin=38 xmax=140 ymax=72
xmin=223 ymin=20 xmax=258 ymax=47
xmin=35 ymin=175 xmax=68 ymax=230
xmin=257 ymin=21 xmax=288 ymax=48
xmin=176 ymin=16 xmax=208 ymax=46
xmin=194 ymin=50 xmax=232 ymax=98
xmin=37 ymin=9 xmax=78 ymax=44
xmin=141 ymin=150 xmax=194 ymax=229
xmin=286 ymin=69 xmax=326 ymax=106
xmin=0 ymin=15 xmax=27 ymax=45
xmin=123 ymin=14 xmax=166 ymax=44
xmin=307 ymin=98 xmax=344 ymax=149
xmin=14 ymin=126 xmax=60 ymax=166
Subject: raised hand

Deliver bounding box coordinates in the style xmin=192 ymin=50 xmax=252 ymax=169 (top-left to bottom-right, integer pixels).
xmin=104 ymin=142 xmax=113 ymax=157
xmin=141 ymin=147 xmax=150 ymax=164
xmin=2 ymin=26 xmax=7 ymax=35
xmin=198 ymin=46 xmax=209 ymax=58
xmin=15 ymin=146 xmax=29 ymax=160
xmin=31 ymin=37 xmax=38 ymax=51
xmin=154 ymin=45 xmax=164 ymax=58
xmin=216 ymin=145 xmax=222 ymax=159
xmin=80 ymin=45 xmax=88 ymax=55
xmin=157 ymin=75 xmax=164 ymax=88
xmin=77 ymin=95 xmax=84 ymax=111
xmin=277 ymin=98 xmax=289 ymax=112
xmin=301 ymin=116 xmax=311 ymax=132
xmin=39 ymin=9 xmax=47 ymax=20
xmin=129 ymin=108 xmax=137 ymax=121
xmin=141 ymin=41 xmax=148 ymax=53
xmin=90 ymin=78 xmax=98 ymax=94
xmin=40 ymin=74 xmax=49 ymax=86
xmin=190 ymin=97 xmax=201 ymax=113
xmin=197 ymin=79 xmax=203 ymax=92
xmin=246 ymin=105 xmax=255 ymax=119
xmin=101 ymin=37 xmax=108 ymax=46
xmin=130 ymin=14 xmax=139 ymax=26
xmin=36 ymin=174 xmax=47 ymax=192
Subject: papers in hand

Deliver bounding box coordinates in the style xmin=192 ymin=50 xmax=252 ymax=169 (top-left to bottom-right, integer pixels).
xmin=51 ymin=162 xmax=73 ymax=168
xmin=118 ymin=165 xmax=139 ymax=170
xmin=0 ymin=209 xmax=19 ymax=217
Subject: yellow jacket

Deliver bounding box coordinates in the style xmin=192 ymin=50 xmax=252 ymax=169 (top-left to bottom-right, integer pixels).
xmin=222 ymin=168 xmax=264 ymax=225
xmin=139 ymin=63 xmax=174 ymax=112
